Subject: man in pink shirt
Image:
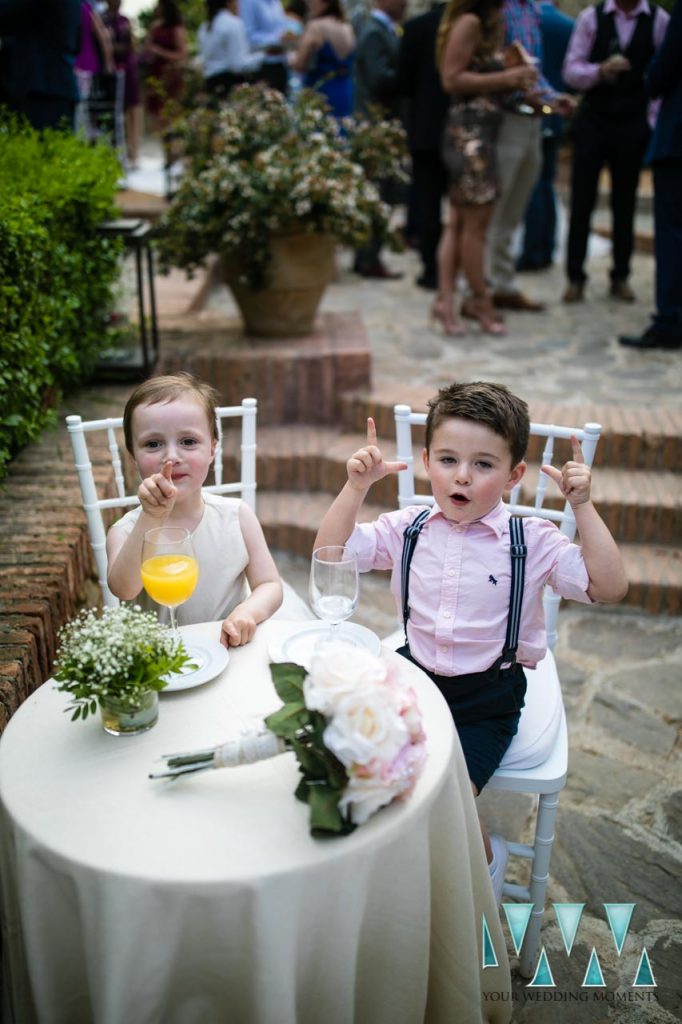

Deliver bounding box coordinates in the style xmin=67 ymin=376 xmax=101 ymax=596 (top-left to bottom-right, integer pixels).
xmin=561 ymin=0 xmax=669 ymax=304
xmin=314 ymin=380 xmax=627 ymax=903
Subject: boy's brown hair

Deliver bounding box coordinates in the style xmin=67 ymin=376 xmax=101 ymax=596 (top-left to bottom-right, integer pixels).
xmin=123 ymin=373 xmax=219 ymax=454
xmin=425 ymin=381 xmax=530 ymax=466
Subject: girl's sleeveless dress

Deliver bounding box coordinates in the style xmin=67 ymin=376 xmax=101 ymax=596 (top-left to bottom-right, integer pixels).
xmin=441 ymin=54 xmax=505 ymax=206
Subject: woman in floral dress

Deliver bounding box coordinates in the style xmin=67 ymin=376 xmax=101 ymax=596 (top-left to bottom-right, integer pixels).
xmin=432 ymin=0 xmax=536 ymax=336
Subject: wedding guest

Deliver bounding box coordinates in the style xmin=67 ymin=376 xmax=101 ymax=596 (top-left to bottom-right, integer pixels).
xmin=482 ymin=0 xmax=573 ymax=316
xmin=396 ymin=1 xmax=449 ymax=291
xmin=433 ymin=0 xmax=537 ymax=336
xmin=239 ymin=0 xmax=290 ymax=94
xmin=107 ymin=373 xmax=283 ymax=649
xmin=103 ymin=0 xmax=142 ymax=167
xmin=142 ymin=0 xmax=187 ymax=134
xmin=353 ymin=0 xmax=407 ymax=279
xmin=313 ymin=381 xmax=627 ymax=904
xmin=561 ymin=0 xmax=669 ymax=304
xmin=289 ymin=0 xmax=356 ymax=119
xmin=620 ymin=0 xmax=682 ymax=349
xmin=516 ymin=0 xmax=573 ymax=272
xmin=0 ymin=0 xmax=80 ymax=131
xmin=74 ymin=0 xmax=115 ymax=140
xmin=198 ymin=0 xmax=264 ymax=100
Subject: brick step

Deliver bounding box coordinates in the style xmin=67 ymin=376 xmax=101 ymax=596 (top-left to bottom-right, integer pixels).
xmin=257 ymin=491 xmax=682 ymax=616
xmin=339 ymin=388 xmax=682 ymax=473
xmin=219 ymin=426 xmax=681 ymax=545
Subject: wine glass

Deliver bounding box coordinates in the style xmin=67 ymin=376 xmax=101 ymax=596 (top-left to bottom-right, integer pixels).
xmin=141 ymin=527 xmax=199 ymax=641
xmin=309 ymin=545 xmax=359 ymax=648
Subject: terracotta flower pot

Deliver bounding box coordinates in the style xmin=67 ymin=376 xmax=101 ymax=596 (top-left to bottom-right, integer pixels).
xmin=222 ymin=233 xmax=336 ymax=338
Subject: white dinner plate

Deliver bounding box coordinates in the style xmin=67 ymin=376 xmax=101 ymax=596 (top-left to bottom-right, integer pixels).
xmin=161 ymin=638 xmax=229 ymax=692
xmin=268 ymin=621 xmax=381 ymax=670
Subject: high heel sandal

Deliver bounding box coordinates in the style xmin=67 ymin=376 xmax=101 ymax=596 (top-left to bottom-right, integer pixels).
xmin=469 ymin=292 xmax=507 ymax=336
xmin=429 ymin=298 xmax=466 ymax=338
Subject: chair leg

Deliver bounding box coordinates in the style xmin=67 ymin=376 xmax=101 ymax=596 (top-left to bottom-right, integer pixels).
xmin=518 ymin=790 xmax=559 ymax=978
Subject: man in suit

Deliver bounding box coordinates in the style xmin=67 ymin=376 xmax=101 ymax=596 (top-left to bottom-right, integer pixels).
xmin=353 ymin=0 xmax=407 ymax=278
xmin=517 ymin=1 xmax=574 ymax=272
xmin=0 ymin=0 xmax=80 ymax=131
xmin=396 ymin=1 xmax=449 ymax=290
xmin=620 ymin=0 xmax=682 ymax=349
xmin=561 ymin=0 xmax=669 ymax=304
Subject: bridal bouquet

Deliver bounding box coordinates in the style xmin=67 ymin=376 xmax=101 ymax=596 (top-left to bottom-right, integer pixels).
xmin=151 ymin=643 xmax=427 ymax=836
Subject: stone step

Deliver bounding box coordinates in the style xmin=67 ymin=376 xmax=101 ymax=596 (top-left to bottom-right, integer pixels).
xmin=339 ymin=388 xmax=682 ymax=473
xmin=256 ymin=491 xmax=682 ymax=616
xmin=220 ymin=425 xmax=681 ymax=545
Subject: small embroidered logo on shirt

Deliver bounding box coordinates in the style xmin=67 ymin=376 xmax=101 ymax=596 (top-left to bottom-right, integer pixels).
xmin=488 ymin=575 xmax=498 ymax=586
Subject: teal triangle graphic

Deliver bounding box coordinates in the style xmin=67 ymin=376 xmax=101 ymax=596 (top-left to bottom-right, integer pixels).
xmin=502 ymin=903 xmax=534 ymax=956
xmin=528 ymin=947 xmax=555 ymax=987
xmin=553 ymin=903 xmax=585 ymax=956
xmin=633 ymin=947 xmax=656 ymax=987
xmin=582 ymin=947 xmax=606 ymax=987
xmin=482 ymin=913 xmax=499 ymax=969
xmin=604 ymin=903 xmax=635 ymax=956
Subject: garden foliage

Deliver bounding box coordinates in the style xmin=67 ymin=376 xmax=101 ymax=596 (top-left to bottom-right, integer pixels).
xmin=0 ymin=117 xmax=121 ymax=481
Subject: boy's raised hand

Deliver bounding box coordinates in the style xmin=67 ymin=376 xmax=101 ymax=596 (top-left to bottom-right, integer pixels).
xmin=347 ymin=418 xmax=408 ymax=492
xmin=138 ymin=460 xmax=177 ymax=518
xmin=541 ymin=435 xmax=592 ymax=508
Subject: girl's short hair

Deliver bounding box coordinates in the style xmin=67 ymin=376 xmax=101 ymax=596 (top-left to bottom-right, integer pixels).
xmin=425 ymin=381 xmax=530 ymax=466
xmin=123 ymin=373 xmax=219 ymax=454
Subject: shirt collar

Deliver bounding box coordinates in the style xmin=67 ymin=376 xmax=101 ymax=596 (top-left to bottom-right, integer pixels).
xmin=604 ymin=0 xmax=651 ymax=18
xmin=425 ymin=500 xmax=510 ymax=537
xmin=372 ymin=9 xmax=397 ymax=32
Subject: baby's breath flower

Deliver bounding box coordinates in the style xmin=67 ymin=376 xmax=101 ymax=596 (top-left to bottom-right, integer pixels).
xmin=54 ymin=606 xmax=192 ymax=722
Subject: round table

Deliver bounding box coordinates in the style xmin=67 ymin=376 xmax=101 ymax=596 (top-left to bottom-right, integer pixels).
xmin=0 ymin=620 xmax=511 ymax=1024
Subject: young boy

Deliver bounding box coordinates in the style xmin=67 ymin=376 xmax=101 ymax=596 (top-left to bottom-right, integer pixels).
xmin=314 ymin=381 xmax=627 ymax=900
xmin=107 ymin=372 xmax=283 ymax=648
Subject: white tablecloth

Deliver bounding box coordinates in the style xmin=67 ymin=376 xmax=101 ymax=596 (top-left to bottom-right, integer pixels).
xmin=0 ymin=620 xmax=511 ymax=1024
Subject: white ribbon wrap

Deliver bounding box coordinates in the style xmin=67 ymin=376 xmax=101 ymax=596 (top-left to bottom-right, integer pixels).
xmin=213 ymin=730 xmax=286 ymax=769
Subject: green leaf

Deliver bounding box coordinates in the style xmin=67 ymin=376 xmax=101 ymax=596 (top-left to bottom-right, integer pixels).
xmin=264 ymin=701 xmax=309 ymax=738
xmin=270 ymin=662 xmax=306 ymax=704
xmin=307 ymin=784 xmax=348 ymax=834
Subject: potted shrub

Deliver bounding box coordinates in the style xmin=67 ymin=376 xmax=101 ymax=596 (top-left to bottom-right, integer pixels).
xmin=154 ymin=85 xmax=408 ymax=337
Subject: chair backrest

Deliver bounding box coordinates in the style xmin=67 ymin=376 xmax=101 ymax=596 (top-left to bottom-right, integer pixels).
xmin=66 ymin=398 xmax=257 ymax=608
xmin=393 ymin=404 xmax=602 ymax=650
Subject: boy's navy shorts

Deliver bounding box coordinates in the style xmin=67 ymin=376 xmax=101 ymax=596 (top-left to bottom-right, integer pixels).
xmin=397 ymin=646 xmax=527 ymax=793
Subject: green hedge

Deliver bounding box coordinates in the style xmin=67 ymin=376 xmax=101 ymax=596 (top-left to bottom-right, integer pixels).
xmin=0 ymin=116 xmax=122 ymax=481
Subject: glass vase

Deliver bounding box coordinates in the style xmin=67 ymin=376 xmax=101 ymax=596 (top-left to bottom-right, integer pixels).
xmin=100 ymin=690 xmax=159 ymax=736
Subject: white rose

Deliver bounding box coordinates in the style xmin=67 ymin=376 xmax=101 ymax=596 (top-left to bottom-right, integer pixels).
xmin=322 ymin=686 xmax=408 ymax=768
xmin=338 ymin=767 xmax=405 ymax=825
xmin=303 ymin=642 xmax=387 ymax=716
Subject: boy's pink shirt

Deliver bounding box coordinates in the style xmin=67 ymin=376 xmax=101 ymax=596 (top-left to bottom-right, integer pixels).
xmin=346 ymin=501 xmax=591 ymax=677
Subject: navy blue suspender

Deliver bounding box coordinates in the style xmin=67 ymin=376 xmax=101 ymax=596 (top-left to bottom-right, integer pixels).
xmin=400 ymin=512 xmax=527 ymax=676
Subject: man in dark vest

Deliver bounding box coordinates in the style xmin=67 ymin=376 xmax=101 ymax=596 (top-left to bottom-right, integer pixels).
xmin=561 ymin=0 xmax=669 ymax=304
xmin=620 ymin=0 xmax=682 ymax=349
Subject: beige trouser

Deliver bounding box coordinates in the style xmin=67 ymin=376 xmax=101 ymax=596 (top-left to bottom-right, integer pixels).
xmin=487 ymin=112 xmax=543 ymax=295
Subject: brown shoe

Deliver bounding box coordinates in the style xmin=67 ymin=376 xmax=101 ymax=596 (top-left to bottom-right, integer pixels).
xmin=492 ymin=290 xmax=545 ymax=312
xmin=610 ymin=279 xmax=636 ymax=302
xmin=563 ymin=281 xmax=584 ymax=303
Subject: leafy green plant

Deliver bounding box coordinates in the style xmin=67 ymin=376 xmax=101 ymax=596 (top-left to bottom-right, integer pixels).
xmin=0 ymin=116 xmax=121 ymax=480
xmin=155 ymin=85 xmax=409 ymax=290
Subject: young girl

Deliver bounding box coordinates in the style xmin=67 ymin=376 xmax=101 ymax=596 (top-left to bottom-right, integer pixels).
xmin=106 ymin=373 xmax=283 ymax=647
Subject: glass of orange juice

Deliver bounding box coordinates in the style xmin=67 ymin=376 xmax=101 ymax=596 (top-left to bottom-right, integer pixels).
xmin=141 ymin=527 xmax=199 ymax=639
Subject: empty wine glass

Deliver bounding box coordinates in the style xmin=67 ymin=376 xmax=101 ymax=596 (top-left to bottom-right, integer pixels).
xmin=141 ymin=527 xmax=199 ymax=641
xmin=309 ymin=545 xmax=359 ymax=648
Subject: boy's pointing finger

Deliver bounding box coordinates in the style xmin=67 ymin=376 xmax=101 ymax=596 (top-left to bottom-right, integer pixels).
xmin=569 ymin=435 xmax=584 ymax=464
xmin=366 ymin=417 xmax=377 ymax=446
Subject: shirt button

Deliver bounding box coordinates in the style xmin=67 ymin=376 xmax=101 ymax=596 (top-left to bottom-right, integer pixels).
xmin=443 ymin=611 xmax=451 ymax=618
xmin=448 ymin=569 xmax=455 ymax=577
xmin=455 ymin=525 xmax=464 ymax=533
xmin=440 ymin=645 xmax=448 ymax=653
